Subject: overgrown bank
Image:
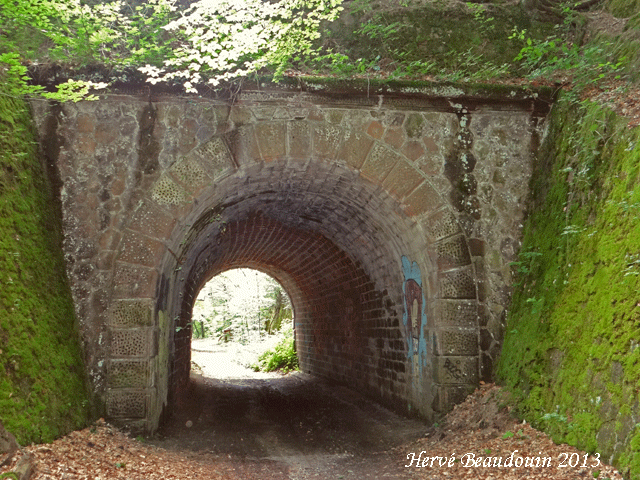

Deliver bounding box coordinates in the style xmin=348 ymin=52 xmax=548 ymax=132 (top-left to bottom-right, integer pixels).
xmin=0 ymin=82 xmax=90 ymax=445
xmin=497 ymin=98 xmax=640 ymax=477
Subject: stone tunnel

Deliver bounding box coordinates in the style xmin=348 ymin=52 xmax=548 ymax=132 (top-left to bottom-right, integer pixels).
xmin=30 ymin=79 xmax=551 ymax=432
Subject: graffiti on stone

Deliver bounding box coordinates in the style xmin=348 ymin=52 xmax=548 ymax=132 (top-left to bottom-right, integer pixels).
xmin=443 ymin=358 xmax=465 ymax=382
xmin=402 ymin=256 xmax=428 ymax=370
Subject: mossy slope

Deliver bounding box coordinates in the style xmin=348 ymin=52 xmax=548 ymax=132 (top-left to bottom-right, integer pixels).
xmin=497 ymin=98 xmax=640 ymax=478
xmin=0 ymin=82 xmax=90 ymax=444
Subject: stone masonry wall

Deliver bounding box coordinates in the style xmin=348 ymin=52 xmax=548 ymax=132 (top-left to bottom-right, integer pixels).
xmin=30 ymin=80 xmax=548 ymax=431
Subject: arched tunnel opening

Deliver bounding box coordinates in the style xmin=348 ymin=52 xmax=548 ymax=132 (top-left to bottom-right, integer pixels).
xmin=155 ymin=159 xmax=444 ymax=429
xmin=189 ymin=267 xmax=295 ymax=378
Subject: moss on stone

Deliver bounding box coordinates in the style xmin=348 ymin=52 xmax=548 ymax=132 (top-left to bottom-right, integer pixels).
xmin=0 ymin=83 xmax=90 ymax=444
xmin=497 ymin=97 xmax=640 ymax=478
xmin=322 ymin=0 xmax=556 ymax=78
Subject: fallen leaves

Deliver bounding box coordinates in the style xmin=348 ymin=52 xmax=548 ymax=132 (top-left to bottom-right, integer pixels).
xmin=0 ymin=419 xmax=279 ymax=480
xmin=0 ymin=384 xmax=628 ymax=480
xmin=399 ymin=383 xmax=625 ymax=480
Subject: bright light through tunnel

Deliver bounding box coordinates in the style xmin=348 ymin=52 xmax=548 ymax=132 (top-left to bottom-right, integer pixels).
xmin=189 ymin=268 xmax=294 ymax=379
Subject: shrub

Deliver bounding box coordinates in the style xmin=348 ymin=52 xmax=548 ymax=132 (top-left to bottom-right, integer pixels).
xmin=252 ymin=335 xmax=299 ymax=373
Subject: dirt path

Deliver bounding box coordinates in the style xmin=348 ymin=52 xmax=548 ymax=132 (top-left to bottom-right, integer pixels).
xmin=2 ymin=344 xmax=626 ymax=479
xmin=151 ymin=344 xmax=427 ymax=478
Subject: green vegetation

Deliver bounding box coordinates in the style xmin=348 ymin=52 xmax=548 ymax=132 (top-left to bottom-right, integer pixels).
xmin=0 ymin=0 xmax=636 ymax=96
xmin=252 ymin=332 xmax=299 ymax=374
xmin=497 ymin=98 xmax=640 ymax=477
xmin=192 ymin=269 xmax=293 ymax=343
xmin=0 ymin=0 xmax=343 ymax=96
xmin=0 ymin=79 xmax=90 ymax=444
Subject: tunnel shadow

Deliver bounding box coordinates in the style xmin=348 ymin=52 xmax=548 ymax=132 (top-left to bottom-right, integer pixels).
xmin=152 ymin=370 xmax=426 ymax=459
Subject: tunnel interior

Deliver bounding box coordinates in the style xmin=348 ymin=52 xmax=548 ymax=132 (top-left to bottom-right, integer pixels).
xmin=156 ymin=158 xmax=440 ymax=423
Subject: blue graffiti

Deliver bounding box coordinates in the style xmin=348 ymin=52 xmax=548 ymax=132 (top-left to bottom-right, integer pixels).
xmin=401 ymin=256 xmax=429 ymax=368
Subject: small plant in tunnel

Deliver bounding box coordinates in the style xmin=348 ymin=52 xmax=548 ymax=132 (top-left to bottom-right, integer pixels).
xmin=251 ymin=330 xmax=299 ymax=373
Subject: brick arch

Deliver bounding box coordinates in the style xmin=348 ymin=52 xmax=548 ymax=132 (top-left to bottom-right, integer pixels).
xmin=112 ymin=113 xmax=483 ymax=429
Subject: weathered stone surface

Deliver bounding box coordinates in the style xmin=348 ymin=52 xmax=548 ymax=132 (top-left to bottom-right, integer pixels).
xmin=255 ymin=121 xmax=287 ymax=161
xmin=434 ymin=328 xmax=478 ymax=355
xmin=337 ymin=130 xmax=373 ymax=170
xmin=382 ymin=160 xmax=425 ymax=201
xmin=440 ymin=267 xmax=477 ymax=299
xmin=150 ymin=174 xmax=189 ymax=206
xmin=434 ymin=356 xmax=479 ymax=384
xmin=108 ymin=299 xmax=154 ymax=328
xmin=113 ymin=263 xmax=158 ymax=299
xmin=108 ymin=359 xmax=151 ymax=388
xmin=117 ymin=230 xmax=166 ymax=267
xmin=404 ymin=181 xmax=443 ymax=217
xmin=109 ymin=328 xmax=153 ymax=357
xmin=106 ymin=389 xmax=148 ymax=418
xmin=361 ymin=142 xmax=402 ymax=184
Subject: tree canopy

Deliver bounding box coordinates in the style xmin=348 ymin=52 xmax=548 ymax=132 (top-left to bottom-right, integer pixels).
xmin=0 ymin=0 xmax=343 ymax=99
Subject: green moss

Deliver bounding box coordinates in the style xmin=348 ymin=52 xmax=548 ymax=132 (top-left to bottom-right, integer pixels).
xmin=497 ymin=98 xmax=640 ymax=477
xmin=0 ymin=81 xmax=90 ymax=444
xmin=606 ymin=0 xmax=640 ymax=18
xmin=321 ymin=0 xmax=555 ymax=79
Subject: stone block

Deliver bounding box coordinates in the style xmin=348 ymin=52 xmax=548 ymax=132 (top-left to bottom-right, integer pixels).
xmin=113 ymin=262 xmax=158 ymax=298
xmin=288 ymin=120 xmax=311 ymax=158
xmin=108 ymin=299 xmax=154 ymax=327
xmin=255 ymin=121 xmax=286 ymax=161
xmin=337 ymin=130 xmax=373 ymax=170
xmin=403 ymin=181 xmax=442 ymax=217
xmin=95 ymin=121 xmax=118 ymax=144
xmin=178 ymin=118 xmax=198 ymax=153
xmin=77 ymin=114 xmax=96 ymax=133
xmin=381 ymin=160 xmax=424 ymax=201
xmin=404 ymin=113 xmax=425 ymax=138
xmin=361 ymin=142 xmax=401 ymax=185
xmin=106 ymin=389 xmax=148 ymax=418
xmin=226 ymin=125 xmax=260 ymax=164
xmin=432 ymin=384 xmax=476 ymax=413
xmin=383 ymin=128 xmax=405 ymax=150
xmin=192 ymin=136 xmax=235 ymax=177
xmin=117 ymin=230 xmax=165 ymax=267
xmin=434 ymin=356 xmax=478 ymax=384
xmin=229 ymin=105 xmax=253 ymax=125
xmin=434 ymin=328 xmax=478 ymax=356
xmin=150 ymin=174 xmax=189 ymax=206
xmin=109 ymin=327 xmax=152 ymax=357
xmin=436 ymin=234 xmax=472 ymax=270
xmin=367 ymin=120 xmax=384 ymax=139
xmin=170 ymin=155 xmax=210 ymax=194
xmin=76 ymin=134 xmax=97 ymax=155
xmin=312 ymin=123 xmax=344 ymax=159
xmin=421 ymin=207 xmax=462 ymax=242
xmin=401 ymin=140 xmax=425 ymax=162
xmin=439 ymin=267 xmax=476 ymax=299
xmin=436 ymin=300 xmax=480 ymax=327
xmin=129 ymin=201 xmax=177 ymax=241
xmin=108 ymin=359 xmax=151 ymax=388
